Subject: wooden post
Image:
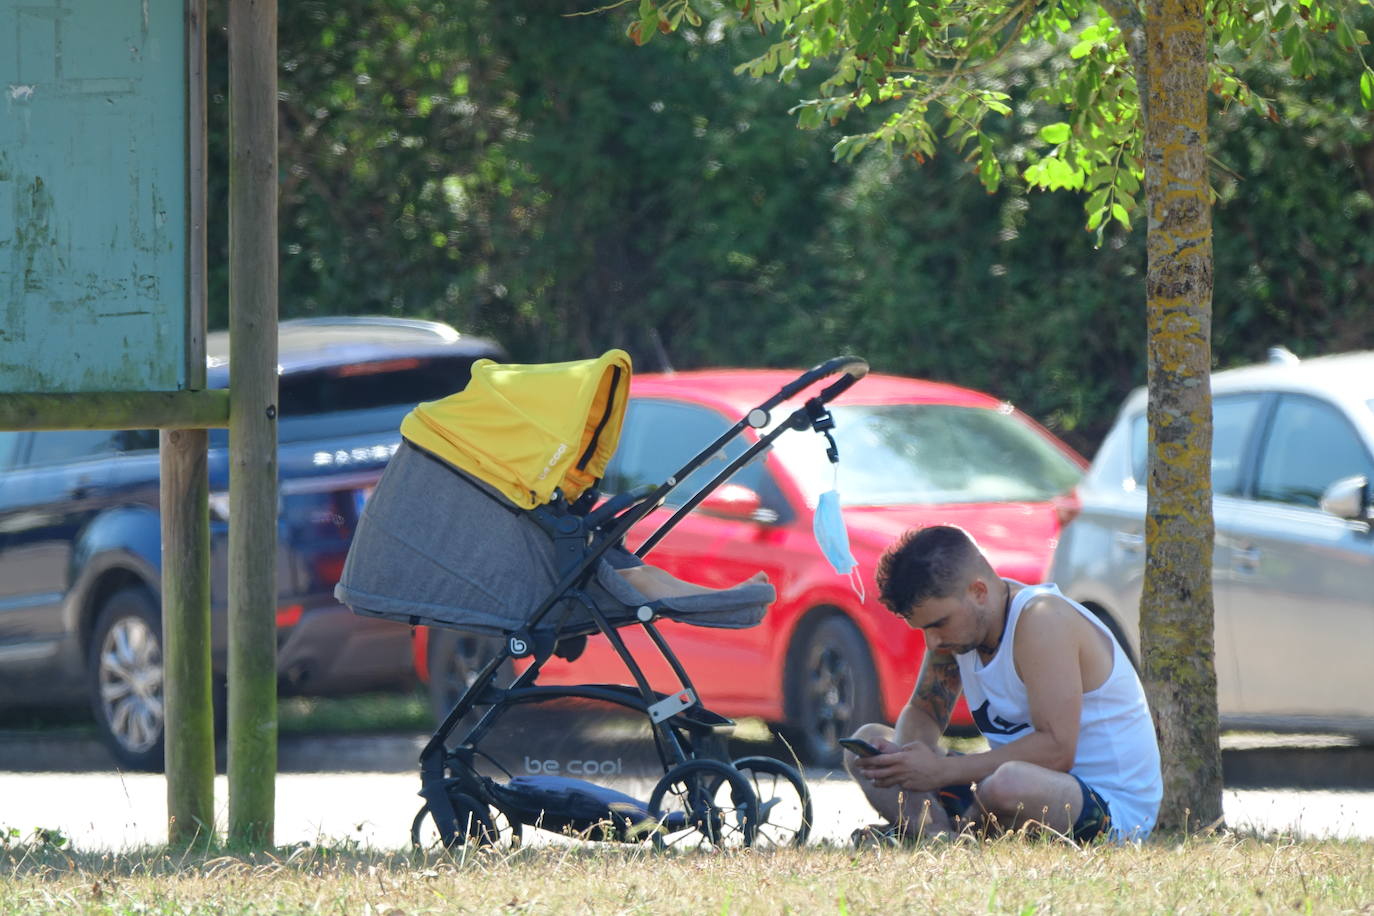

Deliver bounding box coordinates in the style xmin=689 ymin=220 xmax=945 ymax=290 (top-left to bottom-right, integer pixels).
xmin=163 ymin=0 xmax=215 ymax=849
xmin=227 ymin=0 xmax=279 ymax=848
xmin=161 ymin=428 xmax=215 ymax=846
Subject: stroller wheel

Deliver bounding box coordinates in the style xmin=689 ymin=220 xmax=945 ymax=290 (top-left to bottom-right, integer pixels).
xmin=729 ymin=756 xmax=813 ymax=847
xmin=411 ymin=792 xmax=521 ymax=852
xmin=647 ymin=759 xmax=759 ymax=849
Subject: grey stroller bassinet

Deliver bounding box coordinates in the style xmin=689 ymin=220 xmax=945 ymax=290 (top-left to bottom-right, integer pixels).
xmin=336 ymin=438 xmax=773 ymax=637
xmin=336 ymin=347 xmax=773 ymax=641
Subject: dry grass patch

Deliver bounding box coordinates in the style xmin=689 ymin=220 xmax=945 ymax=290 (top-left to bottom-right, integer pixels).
xmin=2 ymin=833 xmax=1372 ymax=914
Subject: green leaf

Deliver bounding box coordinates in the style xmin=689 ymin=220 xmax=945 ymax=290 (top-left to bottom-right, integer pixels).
xmin=1111 ymin=202 xmax=1131 ymax=229
xmin=1281 ymin=25 xmax=1300 ymax=60
xmin=1362 ymin=70 xmax=1374 ymax=110
xmin=1293 ymin=41 xmax=1311 ymax=78
xmin=1039 ymin=122 xmax=1072 ymax=144
xmin=1087 ymin=166 xmax=1115 ymax=188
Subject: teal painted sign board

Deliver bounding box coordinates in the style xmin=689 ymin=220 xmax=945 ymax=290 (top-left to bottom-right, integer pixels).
xmin=1 ymin=0 xmax=188 ymax=393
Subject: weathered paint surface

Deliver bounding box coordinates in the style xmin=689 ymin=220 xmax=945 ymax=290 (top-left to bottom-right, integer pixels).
xmin=0 ymin=0 xmax=187 ymax=393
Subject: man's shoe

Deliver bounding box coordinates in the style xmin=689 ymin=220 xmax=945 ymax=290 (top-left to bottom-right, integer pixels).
xmin=850 ymin=822 xmax=909 ymax=849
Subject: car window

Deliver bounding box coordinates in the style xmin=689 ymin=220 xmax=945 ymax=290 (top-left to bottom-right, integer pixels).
xmin=25 ymin=429 xmax=123 ymax=466
xmin=1128 ymin=394 xmax=1264 ymax=495
xmin=123 ymin=429 xmax=161 ymax=453
xmin=777 ymin=403 xmax=1082 ymax=506
xmin=0 ymin=431 xmax=25 ymax=470
xmin=604 ymin=399 xmax=765 ymax=506
xmin=209 ymin=354 xmax=486 ymax=447
xmin=1253 ymin=395 xmax=1374 ymax=508
xmin=1211 ymin=395 xmax=1265 ymax=495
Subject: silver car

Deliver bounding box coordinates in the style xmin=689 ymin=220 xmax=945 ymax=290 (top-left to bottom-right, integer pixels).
xmin=1048 ymin=349 xmax=1374 ymax=739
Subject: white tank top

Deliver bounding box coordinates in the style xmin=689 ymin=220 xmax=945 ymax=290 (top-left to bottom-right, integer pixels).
xmin=955 ymin=582 xmax=1163 ymax=840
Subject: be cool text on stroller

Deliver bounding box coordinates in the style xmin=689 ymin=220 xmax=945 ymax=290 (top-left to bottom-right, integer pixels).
xmin=336 ymin=351 xmax=867 ymax=849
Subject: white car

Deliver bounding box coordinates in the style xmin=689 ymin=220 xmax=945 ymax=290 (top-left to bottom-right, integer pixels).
xmin=1048 ymin=349 xmax=1374 ymax=739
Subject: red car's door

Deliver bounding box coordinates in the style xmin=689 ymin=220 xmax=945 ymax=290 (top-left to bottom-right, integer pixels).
xmin=534 ymin=397 xmax=788 ymax=705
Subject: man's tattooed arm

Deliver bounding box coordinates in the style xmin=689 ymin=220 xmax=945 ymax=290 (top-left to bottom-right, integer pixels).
xmin=909 ymin=650 xmax=963 ymax=732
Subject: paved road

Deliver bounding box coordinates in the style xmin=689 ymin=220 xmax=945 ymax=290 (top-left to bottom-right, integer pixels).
xmin=2 ymin=733 xmax=1371 ymax=850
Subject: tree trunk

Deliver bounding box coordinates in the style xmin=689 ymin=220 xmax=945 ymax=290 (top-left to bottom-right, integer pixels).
xmin=1140 ymin=0 xmax=1225 ymax=832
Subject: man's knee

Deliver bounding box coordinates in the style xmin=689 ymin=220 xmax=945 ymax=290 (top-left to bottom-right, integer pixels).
xmin=977 ymin=761 xmax=1046 ymax=811
xmin=976 ymin=761 xmax=1079 ymax=828
xmin=842 ymin=723 xmax=891 ymax=780
xmin=851 ymin=722 xmax=890 ymax=744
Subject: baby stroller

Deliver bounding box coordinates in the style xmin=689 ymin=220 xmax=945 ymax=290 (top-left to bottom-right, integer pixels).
xmin=336 ymin=350 xmax=867 ymax=849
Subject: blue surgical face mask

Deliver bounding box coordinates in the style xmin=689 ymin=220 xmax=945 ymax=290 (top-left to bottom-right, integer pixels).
xmin=813 ymin=489 xmax=855 ymax=575
xmin=813 ymin=485 xmax=865 ymax=602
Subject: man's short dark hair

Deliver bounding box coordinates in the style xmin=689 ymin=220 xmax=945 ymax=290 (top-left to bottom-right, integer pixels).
xmin=875 ymin=525 xmax=981 ymax=618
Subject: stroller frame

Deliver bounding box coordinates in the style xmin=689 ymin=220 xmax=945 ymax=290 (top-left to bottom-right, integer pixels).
xmin=411 ymin=356 xmax=868 ymax=849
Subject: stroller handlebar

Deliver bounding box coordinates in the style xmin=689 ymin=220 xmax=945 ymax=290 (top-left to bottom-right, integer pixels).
xmin=764 ymin=355 xmax=868 ymax=411
xmin=630 ymin=355 xmax=869 ymax=560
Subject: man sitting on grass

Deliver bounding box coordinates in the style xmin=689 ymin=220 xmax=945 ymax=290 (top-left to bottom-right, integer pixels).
xmin=846 ymin=525 xmax=1162 ymax=844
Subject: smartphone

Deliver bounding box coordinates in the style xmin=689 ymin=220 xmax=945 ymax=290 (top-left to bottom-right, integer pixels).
xmin=838 ymin=737 xmax=882 ymax=758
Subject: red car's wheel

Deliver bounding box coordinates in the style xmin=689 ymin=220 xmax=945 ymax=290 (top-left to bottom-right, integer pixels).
xmin=426 ymin=628 xmax=513 ymax=726
xmin=783 ymin=613 xmax=881 ymax=769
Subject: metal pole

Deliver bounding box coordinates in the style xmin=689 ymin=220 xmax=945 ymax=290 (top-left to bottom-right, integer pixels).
xmin=227 ymin=0 xmax=279 ymax=848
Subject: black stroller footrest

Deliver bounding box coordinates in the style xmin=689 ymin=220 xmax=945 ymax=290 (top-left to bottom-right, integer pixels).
xmin=490 ymin=775 xmax=684 ymax=841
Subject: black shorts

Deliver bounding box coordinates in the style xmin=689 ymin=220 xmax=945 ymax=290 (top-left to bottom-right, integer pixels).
xmin=936 ymin=776 xmax=1112 ymax=842
xmin=936 ymin=781 xmax=977 ymax=821
xmin=1069 ymin=776 xmax=1112 ymax=842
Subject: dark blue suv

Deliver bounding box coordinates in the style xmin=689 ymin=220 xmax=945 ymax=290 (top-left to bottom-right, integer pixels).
xmin=0 ymin=317 xmax=505 ymax=769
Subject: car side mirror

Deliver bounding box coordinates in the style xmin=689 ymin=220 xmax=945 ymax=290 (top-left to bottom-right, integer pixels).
xmin=697 ymin=483 xmax=778 ymax=524
xmin=1319 ymin=475 xmax=1372 ymax=522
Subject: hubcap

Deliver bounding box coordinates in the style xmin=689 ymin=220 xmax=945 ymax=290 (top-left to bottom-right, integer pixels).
xmin=98 ymin=616 xmax=164 ymax=754
xmin=441 ymin=635 xmax=494 ymax=703
xmin=807 ymin=644 xmax=854 ymax=745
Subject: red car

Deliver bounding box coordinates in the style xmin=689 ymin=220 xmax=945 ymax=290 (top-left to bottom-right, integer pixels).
xmin=415 ymin=369 xmax=1086 ymax=766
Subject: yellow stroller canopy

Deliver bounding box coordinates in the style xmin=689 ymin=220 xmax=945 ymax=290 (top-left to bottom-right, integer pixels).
xmin=400 ymin=350 xmax=632 ymax=510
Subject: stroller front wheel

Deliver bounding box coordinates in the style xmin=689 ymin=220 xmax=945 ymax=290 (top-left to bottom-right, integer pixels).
xmin=647 ymin=759 xmax=759 ymax=849
xmin=730 ymin=756 xmax=813 ymax=847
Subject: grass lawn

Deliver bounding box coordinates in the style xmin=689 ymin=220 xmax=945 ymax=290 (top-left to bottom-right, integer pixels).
xmin=2 ymin=833 xmax=1372 ymax=914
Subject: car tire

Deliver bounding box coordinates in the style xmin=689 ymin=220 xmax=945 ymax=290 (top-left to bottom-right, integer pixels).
xmin=426 ymin=628 xmax=513 ymax=726
xmin=87 ymin=587 xmax=165 ymax=772
xmin=781 ymin=613 xmax=882 ymax=769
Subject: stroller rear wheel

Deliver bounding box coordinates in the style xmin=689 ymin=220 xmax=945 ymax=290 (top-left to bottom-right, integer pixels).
xmin=647 ymin=759 xmax=759 ymax=849
xmin=411 ymin=791 xmax=521 ymax=852
xmin=729 ymin=756 xmax=813 ymax=847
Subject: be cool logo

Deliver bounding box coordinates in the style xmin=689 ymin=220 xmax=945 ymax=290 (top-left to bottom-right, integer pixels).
xmin=523 ymin=756 xmax=624 ymax=776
